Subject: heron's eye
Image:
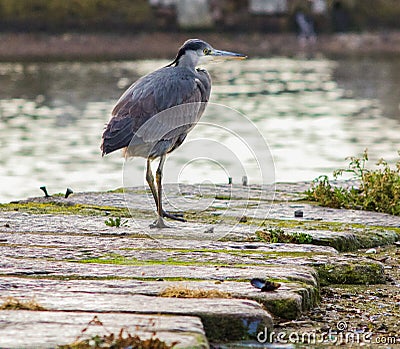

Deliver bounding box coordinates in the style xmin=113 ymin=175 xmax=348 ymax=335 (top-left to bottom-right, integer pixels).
xmin=203 ymin=48 xmax=210 ymax=55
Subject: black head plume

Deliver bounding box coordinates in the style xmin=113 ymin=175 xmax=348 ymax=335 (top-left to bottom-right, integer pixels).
xmin=167 ymin=39 xmax=208 ymax=67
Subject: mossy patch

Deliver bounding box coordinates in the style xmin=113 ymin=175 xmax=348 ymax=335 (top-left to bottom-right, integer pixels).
xmin=0 ymin=201 xmax=131 ymax=217
xmin=315 ymin=261 xmax=385 ymax=286
xmin=256 ymin=220 xmax=400 ymax=252
xmin=265 ymin=297 xmax=301 ymax=320
xmin=200 ymin=313 xmax=269 ymax=342
xmin=120 ymin=247 xmax=332 ymax=258
xmin=70 ymin=252 xmax=322 ymax=272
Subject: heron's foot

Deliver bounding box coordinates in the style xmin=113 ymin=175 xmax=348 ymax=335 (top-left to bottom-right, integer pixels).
xmin=162 ymin=210 xmax=186 ymax=222
xmin=150 ymin=216 xmax=171 ymax=229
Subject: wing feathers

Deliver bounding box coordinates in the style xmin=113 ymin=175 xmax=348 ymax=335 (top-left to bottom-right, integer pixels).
xmin=101 ymin=67 xmax=210 ymax=156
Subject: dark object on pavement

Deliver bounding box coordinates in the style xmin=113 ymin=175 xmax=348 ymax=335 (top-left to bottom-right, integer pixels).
xmin=250 ymin=278 xmax=281 ymax=292
xmin=39 ymin=186 xmax=50 ymax=197
xmin=294 ymin=210 xmax=304 ymax=218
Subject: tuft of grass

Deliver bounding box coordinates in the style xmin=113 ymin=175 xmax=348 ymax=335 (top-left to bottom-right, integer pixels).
xmin=256 ymin=228 xmax=313 ymax=244
xmin=159 ymin=286 xmax=232 ymax=299
xmin=0 ymin=296 xmax=46 ymax=310
xmin=58 ymin=316 xmax=177 ymax=349
xmin=306 ymin=150 xmax=400 ymax=215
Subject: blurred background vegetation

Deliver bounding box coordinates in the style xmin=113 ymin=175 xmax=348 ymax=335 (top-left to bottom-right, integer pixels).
xmin=0 ymin=0 xmax=400 ymax=33
xmin=0 ymin=0 xmax=154 ymax=31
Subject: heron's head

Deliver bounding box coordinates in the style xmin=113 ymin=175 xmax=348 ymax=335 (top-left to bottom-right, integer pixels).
xmin=169 ymin=39 xmax=247 ymax=68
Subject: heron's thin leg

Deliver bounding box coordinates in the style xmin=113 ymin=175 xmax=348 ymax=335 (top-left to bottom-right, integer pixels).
xmin=156 ymin=155 xmax=166 ymax=217
xmin=148 ymin=156 xmax=185 ymax=227
xmin=156 ymin=156 xmax=186 ymax=223
xmin=150 ymin=155 xmax=169 ymax=228
xmin=145 ymin=158 xmax=158 ymax=210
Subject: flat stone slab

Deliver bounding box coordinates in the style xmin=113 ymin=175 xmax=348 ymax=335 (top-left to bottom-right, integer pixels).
xmin=0 ymin=311 xmax=208 ymax=348
xmin=0 ymin=294 xmax=272 ymax=342
xmin=2 ymin=183 xmax=399 ymax=251
xmin=0 ymin=242 xmax=382 ymax=283
xmin=0 ymin=277 xmax=315 ymax=320
xmin=0 ymin=241 xmax=337 ymax=268
xmin=1 ymin=255 xmax=318 ymax=286
xmin=2 ymin=208 xmax=399 ymax=251
xmin=0 ymin=210 xmax=257 ymax=241
xmin=0 ymin=231 xmax=338 ymax=254
xmin=29 ymin=182 xmax=400 ymax=227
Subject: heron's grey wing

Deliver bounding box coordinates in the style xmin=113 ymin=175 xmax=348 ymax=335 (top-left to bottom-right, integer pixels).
xmin=101 ymin=67 xmax=210 ymax=156
xmin=135 ymin=68 xmax=211 ymax=145
xmin=101 ymin=80 xmax=156 ymax=155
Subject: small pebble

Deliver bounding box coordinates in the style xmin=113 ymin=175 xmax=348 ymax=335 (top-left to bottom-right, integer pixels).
xmin=365 ymin=248 xmax=377 ymax=254
xmin=239 ymin=216 xmax=247 ymax=223
xmin=294 ymin=210 xmax=303 ymax=218
xmin=243 ymin=244 xmax=259 ymax=249
xmin=341 ymin=293 xmax=354 ymax=299
xmin=204 ymin=227 xmax=214 ymax=234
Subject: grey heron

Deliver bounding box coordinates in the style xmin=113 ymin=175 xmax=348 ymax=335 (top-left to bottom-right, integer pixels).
xmin=101 ymin=39 xmax=246 ymax=228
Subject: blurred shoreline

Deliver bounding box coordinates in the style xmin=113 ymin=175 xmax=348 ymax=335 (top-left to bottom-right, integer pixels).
xmin=1 ymin=31 xmax=400 ymax=61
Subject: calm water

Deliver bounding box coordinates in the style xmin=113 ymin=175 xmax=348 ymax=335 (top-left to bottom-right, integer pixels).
xmin=1 ymin=57 xmax=400 ymax=202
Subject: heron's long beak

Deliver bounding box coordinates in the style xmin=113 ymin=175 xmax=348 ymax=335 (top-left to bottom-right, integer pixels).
xmin=211 ymin=49 xmax=247 ymax=60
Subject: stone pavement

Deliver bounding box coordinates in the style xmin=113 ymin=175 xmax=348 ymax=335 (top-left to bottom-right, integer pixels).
xmin=0 ymin=183 xmax=399 ymax=347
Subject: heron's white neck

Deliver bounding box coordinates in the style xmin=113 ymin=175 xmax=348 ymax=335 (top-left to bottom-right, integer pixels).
xmin=176 ymin=51 xmax=199 ymax=70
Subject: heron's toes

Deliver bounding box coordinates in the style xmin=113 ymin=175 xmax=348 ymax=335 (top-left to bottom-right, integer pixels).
xmin=162 ymin=210 xmax=186 ymax=222
xmin=150 ymin=216 xmax=171 ymax=229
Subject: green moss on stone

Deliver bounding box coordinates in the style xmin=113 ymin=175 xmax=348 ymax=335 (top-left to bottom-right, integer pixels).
xmin=201 ymin=314 xmax=269 ymax=342
xmin=0 ymin=201 xmax=131 ymax=217
xmin=263 ymin=296 xmax=301 ymax=320
xmin=315 ymin=261 xmax=385 ymax=286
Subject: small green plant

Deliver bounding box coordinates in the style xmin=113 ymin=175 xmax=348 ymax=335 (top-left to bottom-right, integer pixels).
xmin=306 ymin=150 xmax=400 ymax=215
xmin=104 ymin=217 xmax=128 ymax=228
xmin=291 ymin=232 xmax=314 ymax=244
xmin=256 ymin=228 xmax=313 ymax=244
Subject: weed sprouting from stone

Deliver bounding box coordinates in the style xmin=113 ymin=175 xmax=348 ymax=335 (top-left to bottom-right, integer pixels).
xmin=256 ymin=228 xmax=313 ymax=244
xmin=58 ymin=316 xmax=177 ymax=349
xmin=306 ymin=149 xmax=400 ymax=215
xmin=0 ymin=296 xmax=46 ymax=311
